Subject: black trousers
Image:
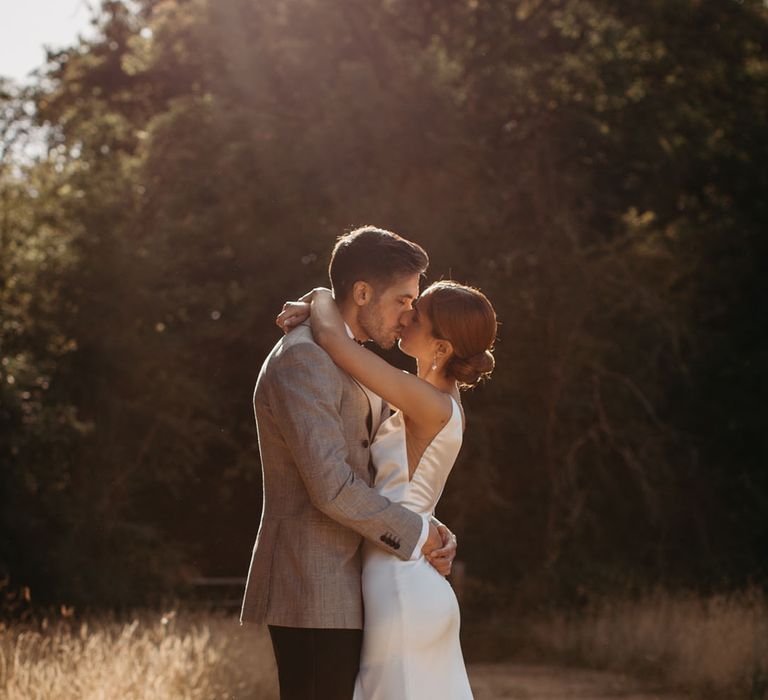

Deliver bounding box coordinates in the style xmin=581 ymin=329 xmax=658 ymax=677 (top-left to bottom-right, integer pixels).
xmin=268 ymin=625 xmax=363 ymax=700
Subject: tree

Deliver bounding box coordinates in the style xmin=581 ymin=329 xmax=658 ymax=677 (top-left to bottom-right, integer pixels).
xmin=2 ymin=0 xmax=766 ymax=607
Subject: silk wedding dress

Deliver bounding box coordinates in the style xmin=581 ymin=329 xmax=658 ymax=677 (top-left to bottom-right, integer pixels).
xmin=353 ymin=396 xmax=474 ymax=700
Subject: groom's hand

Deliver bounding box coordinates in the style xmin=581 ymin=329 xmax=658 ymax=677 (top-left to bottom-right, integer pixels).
xmin=426 ymin=525 xmax=458 ymax=577
xmin=421 ymin=524 xmax=457 ymax=577
xmin=420 ymin=522 xmax=442 ymax=557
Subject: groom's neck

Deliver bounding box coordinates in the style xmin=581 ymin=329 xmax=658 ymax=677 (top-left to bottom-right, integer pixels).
xmin=336 ymin=297 xmax=369 ymax=342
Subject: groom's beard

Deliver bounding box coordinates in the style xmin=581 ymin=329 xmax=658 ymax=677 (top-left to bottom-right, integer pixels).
xmin=359 ymin=304 xmax=401 ymax=350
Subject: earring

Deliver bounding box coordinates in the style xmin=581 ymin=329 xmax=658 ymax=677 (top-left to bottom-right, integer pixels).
xmin=431 ymin=355 xmax=438 ymax=371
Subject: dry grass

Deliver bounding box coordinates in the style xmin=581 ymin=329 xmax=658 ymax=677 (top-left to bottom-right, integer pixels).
xmin=0 ymin=609 xmax=278 ymax=700
xmin=528 ymin=588 xmax=768 ymax=698
xmin=1 ymin=591 xmax=766 ymax=699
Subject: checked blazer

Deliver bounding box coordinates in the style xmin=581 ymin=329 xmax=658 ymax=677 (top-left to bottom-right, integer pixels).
xmin=240 ymin=322 xmax=424 ymax=629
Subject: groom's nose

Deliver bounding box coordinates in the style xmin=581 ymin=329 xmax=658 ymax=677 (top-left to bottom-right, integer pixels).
xmin=399 ymin=309 xmax=415 ymax=326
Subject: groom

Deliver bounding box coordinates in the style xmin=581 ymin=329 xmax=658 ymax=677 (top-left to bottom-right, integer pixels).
xmin=240 ymin=226 xmax=457 ymax=700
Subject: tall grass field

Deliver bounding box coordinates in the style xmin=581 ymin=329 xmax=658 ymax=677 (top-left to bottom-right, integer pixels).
xmin=1 ymin=589 xmax=766 ymax=698
xmin=0 ymin=610 xmax=278 ymax=699
xmin=532 ymin=588 xmax=768 ymax=697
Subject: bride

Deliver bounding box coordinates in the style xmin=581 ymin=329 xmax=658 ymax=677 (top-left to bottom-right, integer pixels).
xmin=278 ymin=280 xmax=497 ymax=699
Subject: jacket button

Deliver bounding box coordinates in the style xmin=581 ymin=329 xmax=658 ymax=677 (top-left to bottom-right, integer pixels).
xmin=361 ymin=439 xmax=369 ymax=448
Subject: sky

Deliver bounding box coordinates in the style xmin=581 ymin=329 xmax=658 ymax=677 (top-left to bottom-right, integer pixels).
xmin=0 ymin=0 xmax=97 ymax=83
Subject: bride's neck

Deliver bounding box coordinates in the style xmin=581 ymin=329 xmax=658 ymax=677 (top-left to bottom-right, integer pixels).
xmin=416 ymin=360 xmax=454 ymax=394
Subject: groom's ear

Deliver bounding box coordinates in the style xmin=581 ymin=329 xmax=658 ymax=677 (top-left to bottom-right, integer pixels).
xmin=351 ymin=281 xmax=373 ymax=307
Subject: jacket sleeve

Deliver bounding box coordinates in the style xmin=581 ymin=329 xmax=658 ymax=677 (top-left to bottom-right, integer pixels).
xmin=266 ymin=341 xmax=424 ymax=560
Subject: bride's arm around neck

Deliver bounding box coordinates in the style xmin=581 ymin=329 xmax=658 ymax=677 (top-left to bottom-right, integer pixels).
xmin=309 ymin=290 xmax=452 ymax=435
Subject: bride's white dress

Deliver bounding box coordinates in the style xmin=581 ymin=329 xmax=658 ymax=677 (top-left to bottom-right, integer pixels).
xmin=354 ymin=396 xmax=474 ymax=699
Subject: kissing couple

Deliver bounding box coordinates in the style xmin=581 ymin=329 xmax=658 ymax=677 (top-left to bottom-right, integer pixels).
xmin=241 ymin=226 xmax=497 ymax=699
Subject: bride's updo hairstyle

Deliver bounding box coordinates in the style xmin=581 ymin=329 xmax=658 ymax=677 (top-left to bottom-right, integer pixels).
xmin=421 ymin=281 xmax=497 ymax=388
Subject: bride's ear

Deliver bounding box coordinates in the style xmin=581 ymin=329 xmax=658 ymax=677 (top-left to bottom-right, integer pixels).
xmin=435 ymin=339 xmax=454 ymax=363
xmin=351 ymin=281 xmax=373 ymax=307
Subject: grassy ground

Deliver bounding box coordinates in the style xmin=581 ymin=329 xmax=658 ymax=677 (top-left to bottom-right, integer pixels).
xmin=0 ymin=610 xmax=277 ymax=699
xmin=1 ymin=589 xmax=765 ymax=699
xmin=464 ymin=588 xmax=768 ymax=699
xmin=470 ymin=663 xmax=692 ymax=700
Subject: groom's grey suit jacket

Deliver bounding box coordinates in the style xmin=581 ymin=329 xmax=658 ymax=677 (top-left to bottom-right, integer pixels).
xmin=240 ymin=322 xmax=424 ymax=629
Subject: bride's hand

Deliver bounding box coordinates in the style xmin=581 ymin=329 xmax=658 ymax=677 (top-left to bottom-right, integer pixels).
xmin=276 ymin=301 xmax=310 ymax=333
xmin=297 ymin=286 xmax=332 ymax=303
xmin=276 ymin=287 xmax=333 ymax=333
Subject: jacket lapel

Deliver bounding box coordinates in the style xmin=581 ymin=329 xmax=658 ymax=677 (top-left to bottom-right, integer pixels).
xmin=350 ymin=377 xmax=383 ymax=439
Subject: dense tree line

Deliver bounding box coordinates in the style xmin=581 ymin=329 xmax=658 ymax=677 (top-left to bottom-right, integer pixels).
xmin=1 ymin=0 xmax=766 ymax=608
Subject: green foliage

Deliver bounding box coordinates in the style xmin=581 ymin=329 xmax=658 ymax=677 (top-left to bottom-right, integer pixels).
xmin=0 ymin=0 xmax=766 ymax=607
xmin=0 ymin=82 xmax=87 ymax=601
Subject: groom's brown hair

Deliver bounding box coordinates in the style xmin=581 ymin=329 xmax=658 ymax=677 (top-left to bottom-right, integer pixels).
xmin=329 ymin=226 xmax=429 ymax=301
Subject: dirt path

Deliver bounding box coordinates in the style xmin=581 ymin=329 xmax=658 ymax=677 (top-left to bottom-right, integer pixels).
xmin=468 ymin=663 xmax=692 ymax=700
